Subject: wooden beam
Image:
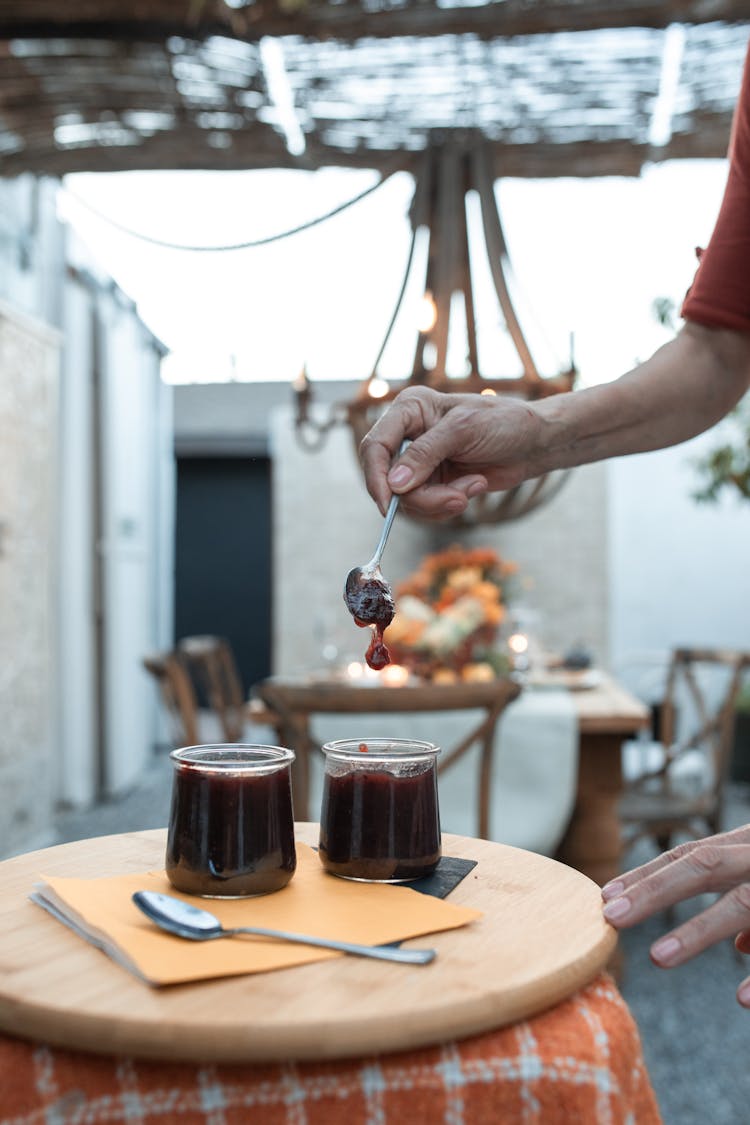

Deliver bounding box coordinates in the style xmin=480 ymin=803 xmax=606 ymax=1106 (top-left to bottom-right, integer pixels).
xmin=0 ymin=1 xmax=747 ymax=45
xmin=3 ymin=126 xmax=734 ymax=179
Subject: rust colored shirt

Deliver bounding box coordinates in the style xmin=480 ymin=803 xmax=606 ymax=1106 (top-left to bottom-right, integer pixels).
xmin=681 ymin=40 xmax=750 ymax=332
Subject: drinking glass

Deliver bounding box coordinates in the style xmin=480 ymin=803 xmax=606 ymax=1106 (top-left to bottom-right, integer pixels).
xmin=165 ymin=744 xmax=296 ymax=897
xmin=318 ymin=738 xmax=441 ymax=882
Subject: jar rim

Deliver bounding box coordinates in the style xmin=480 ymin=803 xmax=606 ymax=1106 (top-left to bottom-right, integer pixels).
xmin=170 ymin=743 xmax=295 ymax=772
xmin=321 ymin=737 xmax=440 ymax=763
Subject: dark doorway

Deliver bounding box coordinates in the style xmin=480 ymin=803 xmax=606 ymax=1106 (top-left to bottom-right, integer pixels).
xmin=175 ymin=456 xmax=272 ymax=693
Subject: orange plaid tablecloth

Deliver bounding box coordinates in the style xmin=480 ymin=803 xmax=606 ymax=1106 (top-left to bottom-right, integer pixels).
xmin=0 ymin=973 xmax=660 ymax=1125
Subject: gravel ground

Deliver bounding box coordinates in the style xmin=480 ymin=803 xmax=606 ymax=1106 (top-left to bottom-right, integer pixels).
xmin=54 ymin=759 xmax=750 ymax=1125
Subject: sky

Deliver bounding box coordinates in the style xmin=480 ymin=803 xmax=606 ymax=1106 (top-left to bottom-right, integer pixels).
xmin=57 ymin=156 xmax=729 ymax=391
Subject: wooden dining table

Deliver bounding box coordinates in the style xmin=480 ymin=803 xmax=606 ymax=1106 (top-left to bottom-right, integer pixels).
xmin=252 ymin=669 xmax=651 ymax=889
xmin=0 ymin=824 xmax=662 ymax=1123
xmin=253 ymin=675 xmax=522 ymax=841
xmin=550 ymin=671 xmax=651 ymax=885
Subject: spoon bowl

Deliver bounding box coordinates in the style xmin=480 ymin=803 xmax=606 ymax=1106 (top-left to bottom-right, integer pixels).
xmin=132 ymin=890 xmax=436 ymax=965
xmin=343 ymin=562 xmax=395 ymax=629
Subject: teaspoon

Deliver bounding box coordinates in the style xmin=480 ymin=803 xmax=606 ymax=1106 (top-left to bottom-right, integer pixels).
xmin=343 ymin=440 xmax=410 ymax=629
xmin=132 ymin=891 xmax=436 ymax=965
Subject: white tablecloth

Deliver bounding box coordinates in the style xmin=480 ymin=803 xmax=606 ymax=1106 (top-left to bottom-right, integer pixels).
xmin=300 ymin=687 xmax=578 ymax=857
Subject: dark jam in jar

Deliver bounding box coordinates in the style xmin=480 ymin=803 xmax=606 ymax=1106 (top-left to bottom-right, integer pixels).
xmin=319 ymin=762 xmax=441 ymax=882
xmin=166 ymin=753 xmax=296 ymax=897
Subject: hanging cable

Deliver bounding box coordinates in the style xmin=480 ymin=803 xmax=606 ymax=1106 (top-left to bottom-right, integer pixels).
xmin=61 ymin=171 xmax=398 ymax=253
xmin=367 ymin=218 xmax=418 ymax=378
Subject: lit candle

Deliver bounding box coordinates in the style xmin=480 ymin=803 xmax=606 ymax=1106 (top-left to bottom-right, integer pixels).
xmin=368 ymin=375 xmax=390 ymax=400
xmin=381 ymin=663 xmax=409 ymax=687
xmin=508 ymin=632 xmax=529 ymax=655
xmin=292 ymin=365 xmax=310 ymax=394
xmin=417 ymin=290 xmax=438 ymax=333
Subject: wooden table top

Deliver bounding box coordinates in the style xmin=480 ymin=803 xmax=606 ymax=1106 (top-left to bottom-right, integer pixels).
xmin=0 ymin=824 xmax=616 ymax=1064
xmin=565 ymin=672 xmax=651 ymax=735
xmin=256 ymin=675 xmax=521 ymax=713
xmin=254 ymin=670 xmax=650 ymax=735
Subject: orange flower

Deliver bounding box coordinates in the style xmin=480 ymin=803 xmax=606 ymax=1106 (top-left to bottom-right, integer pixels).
xmin=472 ymin=580 xmax=502 ymax=604
xmin=394 ymin=544 xmax=517 ymax=637
xmin=435 ymin=589 xmax=460 ymax=611
xmin=484 ymin=603 xmax=506 ymax=626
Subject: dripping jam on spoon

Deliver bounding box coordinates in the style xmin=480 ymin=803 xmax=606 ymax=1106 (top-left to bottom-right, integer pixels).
xmin=343 ymin=442 xmax=408 ymax=670
xmin=344 ymin=568 xmax=395 ymax=669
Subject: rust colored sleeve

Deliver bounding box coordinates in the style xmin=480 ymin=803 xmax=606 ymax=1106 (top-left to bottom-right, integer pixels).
xmin=681 ymin=40 xmax=750 ymax=332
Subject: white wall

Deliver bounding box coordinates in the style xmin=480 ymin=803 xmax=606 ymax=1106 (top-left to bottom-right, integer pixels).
xmin=609 ymin=431 xmax=750 ymax=704
xmin=97 ymin=288 xmax=171 ymax=793
xmin=0 ymin=177 xmax=64 ymax=324
xmin=0 ymin=302 xmax=61 ymax=858
xmin=56 ymin=275 xmax=97 ymax=807
xmin=60 ymin=235 xmax=175 ymax=801
xmin=0 ymin=177 xmax=175 ymax=841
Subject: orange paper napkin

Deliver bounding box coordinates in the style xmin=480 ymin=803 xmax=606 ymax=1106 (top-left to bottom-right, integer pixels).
xmin=32 ymin=843 xmax=481 ymax=986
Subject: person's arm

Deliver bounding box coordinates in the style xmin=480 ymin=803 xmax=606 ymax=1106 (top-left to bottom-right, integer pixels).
xmin=600 ymin=826 xmax=750 ymax=1008
xmin=360 ymin=322 xmax=750 ymax=519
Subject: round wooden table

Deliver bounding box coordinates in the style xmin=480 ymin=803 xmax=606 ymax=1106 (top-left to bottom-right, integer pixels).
xmin=0 ymin=826 xmax=662 ymax=1123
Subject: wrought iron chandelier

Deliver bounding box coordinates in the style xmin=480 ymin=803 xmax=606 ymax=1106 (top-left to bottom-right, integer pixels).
xmin=293 ymin=139 xmax=576 ymax=527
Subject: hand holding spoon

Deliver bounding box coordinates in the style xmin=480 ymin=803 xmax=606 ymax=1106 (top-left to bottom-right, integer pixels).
xmin=132 ymin=891 xmax=436 ymax=965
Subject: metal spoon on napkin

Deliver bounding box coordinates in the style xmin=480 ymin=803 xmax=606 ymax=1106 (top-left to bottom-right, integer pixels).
xmin=133 ymin=891 xmax=436 ymax=964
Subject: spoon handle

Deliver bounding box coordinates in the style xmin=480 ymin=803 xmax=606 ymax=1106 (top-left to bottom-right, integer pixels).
xmin=368 ymin=491 xmax=400 ymax=570
xmin=228 ymin=924 xmax=435 ymax=964
xmin=368 ymin=439 xmax=410 ymax=570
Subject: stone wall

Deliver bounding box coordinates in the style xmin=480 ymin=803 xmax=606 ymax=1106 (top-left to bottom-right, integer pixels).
xmin=0 ymin=301 xmax=60 ymax=857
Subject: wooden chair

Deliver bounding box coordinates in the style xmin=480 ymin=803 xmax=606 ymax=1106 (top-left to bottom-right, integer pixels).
xmin=176 ymin=635 xmax=249 ymax=743
xmin=618 ymin=647 xmax=750 ymax=855
xmin=142 ymin=651 xmax=200 ymax=748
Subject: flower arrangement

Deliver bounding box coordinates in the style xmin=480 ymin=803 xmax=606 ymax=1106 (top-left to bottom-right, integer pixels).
xmin=385 ymin=544 xmax=518 ymax=682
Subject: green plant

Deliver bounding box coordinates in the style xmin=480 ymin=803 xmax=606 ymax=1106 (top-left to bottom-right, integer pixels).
xmin=692 ymin=395 xmax=750 ymax=503
xmin=734 ymin=681 xmax=750 ymax=714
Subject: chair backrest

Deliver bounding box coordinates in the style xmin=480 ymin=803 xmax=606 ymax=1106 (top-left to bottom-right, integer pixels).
xmin=142 ymin=651 xmax=200 ymax=747
xmin=661 ymin=647 xmax=750 ymax=795
xmin=176 ymin=635 xmax=246 ymax=742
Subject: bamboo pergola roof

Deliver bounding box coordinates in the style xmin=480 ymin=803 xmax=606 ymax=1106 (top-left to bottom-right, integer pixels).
xmin=0 ymin=2 xmax=748 ymax=179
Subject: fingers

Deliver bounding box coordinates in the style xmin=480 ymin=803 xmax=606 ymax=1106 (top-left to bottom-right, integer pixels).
xmin=645 ymin=880 xmax=750 ymax=970
xmin=359 ymin=430 xmax=404 ymax=516
xmin=360 ymin=385 xmax=542 ymax=519
xmin=396 ymin=475 xmax=489 ymax=521
xmin=601 ymin=828 xmax=750 ymax=1004
xmin=601 ymin=841 xmax=750 ymax=985
xmin=735 ymin=929 xmax=750 ymax=954
xmin=602 ymin=843 xmax=750 ymax=930
xmin=360 ymin=387 xmax=448 ymax=512
xmin=601 ymin=825 xmax=750 ymax=902
xmin=738 ymin=974 xmax=750 ymax=1008
xmin=601 ymin=839 xmax=705 ymax=905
